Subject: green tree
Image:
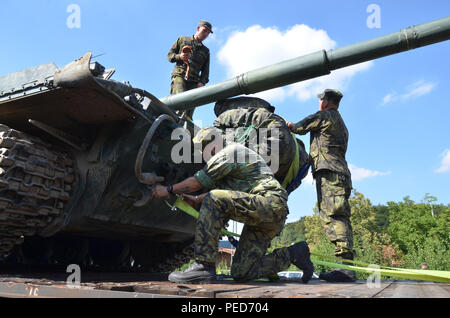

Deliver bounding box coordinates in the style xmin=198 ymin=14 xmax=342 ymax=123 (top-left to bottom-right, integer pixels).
xmin=271 ymin=217 xmax=307 ymax=248
xmin=349 ymin=191 xmax=403 ymax=269
xmin=303 ymin=206 xmax=335 ymax=274
xmin=387 ymin=196 xmax=449 ymax=270
xmin=373 ymin=204 xmax=390 ymax=231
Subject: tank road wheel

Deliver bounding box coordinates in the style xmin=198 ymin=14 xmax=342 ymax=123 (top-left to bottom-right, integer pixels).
xmin=0 ymin=124 xmax=75 ymax=260
xmin=131 ymin=241 xmax=194 ymax=272
xmin=51 ymin=236 xmax=89 ymax=267
xmin=87 ymin=238 xmax=131 ymax=271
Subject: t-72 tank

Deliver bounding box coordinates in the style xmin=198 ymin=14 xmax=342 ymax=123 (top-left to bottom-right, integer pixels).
xmin=0 ymin=17 xmax=449 ymax=271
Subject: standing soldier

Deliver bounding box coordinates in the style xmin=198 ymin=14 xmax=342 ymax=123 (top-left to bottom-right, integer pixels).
xmin=152 ymin=127 xmax=314 ymax=284
xmin=168 ymin=20 xmax=212 ymax=121
xmin=287 ymin=89 xmax=356 ymax=282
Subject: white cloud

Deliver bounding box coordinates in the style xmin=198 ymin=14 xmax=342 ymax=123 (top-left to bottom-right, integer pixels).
xmin=435 ymin=149 xmax=450 ymax=173
xmin=217 ymin=24 xmax=373 ymax=103
xmin=349 ymin=163 xmax=391 ymax=181
xmin=403 ymin=80 xmax=436 ymax=99
xmin=381 ymin=80 xmax=437 ymax=105
xmin=382 ymin=93 xmax=395 ymax=105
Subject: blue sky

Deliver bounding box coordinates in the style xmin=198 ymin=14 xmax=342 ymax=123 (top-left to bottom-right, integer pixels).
xmin=1 ymin=0 xmax=449 ymax=225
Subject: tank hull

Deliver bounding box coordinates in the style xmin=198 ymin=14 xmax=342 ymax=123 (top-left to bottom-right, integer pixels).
xmin=0 ymin=54 xmax=201 ymax=269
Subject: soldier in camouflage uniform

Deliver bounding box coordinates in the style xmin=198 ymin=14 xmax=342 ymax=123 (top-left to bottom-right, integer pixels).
xmin=213 ymin=97 xmax=310 ymax=193
xmin=288 ymin=89 xmax=356 ymax=282
xmin=167 ymin=20 xmax=212 ymax=121
xmin=152 ymin=127 xmax=314 ymax=284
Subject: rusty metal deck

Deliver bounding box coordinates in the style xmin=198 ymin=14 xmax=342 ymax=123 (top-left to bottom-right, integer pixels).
xmin=0 ymin=271 xmax=448 ymax=298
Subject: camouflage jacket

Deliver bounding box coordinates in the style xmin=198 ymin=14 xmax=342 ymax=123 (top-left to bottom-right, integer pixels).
xmin=214 ymin=108 xmax=308 ymax=184
xmin=294 ymin=109 xmax=351 ymax=176
xmin=168 ymin=36 xmax=210 ymax=84
xmin=194 ymin=143 xmax=288 ymax=201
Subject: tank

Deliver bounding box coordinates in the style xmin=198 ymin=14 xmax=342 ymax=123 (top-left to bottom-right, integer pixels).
xmin=0 ymin=17 xmax=449 ymax=271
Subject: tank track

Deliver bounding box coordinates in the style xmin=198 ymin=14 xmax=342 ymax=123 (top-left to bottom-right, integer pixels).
xmin=0 ymin=124 xmax=75 ymax=259
xmin=1 ymin=237 xmax=194 ymax=273
xmin=0 ymin=124 xmax=194 ymax=272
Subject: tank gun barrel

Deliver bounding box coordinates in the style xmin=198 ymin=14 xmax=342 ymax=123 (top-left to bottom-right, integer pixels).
xmin=160 ymin=16 xmax=450 ymax=112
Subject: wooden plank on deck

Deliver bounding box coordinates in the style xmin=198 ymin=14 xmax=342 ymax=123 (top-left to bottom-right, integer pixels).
xmin=329 ymin=280 xmax=394 ymax=298
xmin=375 ymin=281 xmax=450 ymax=298
xmin=215 ymin=279 xmax=364 ymax=298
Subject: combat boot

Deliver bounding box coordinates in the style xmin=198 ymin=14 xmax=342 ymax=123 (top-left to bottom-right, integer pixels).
xmin=168 ymin=260 xmax=216 ymax=284
xmin=319 ymin=253 xmax=357 ymax=283
xmin=287 ymin=241 xmax=314 ymax=284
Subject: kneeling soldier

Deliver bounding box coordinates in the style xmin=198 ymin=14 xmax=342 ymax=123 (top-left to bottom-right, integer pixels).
xmin=152 ymin=127 xmax=314 ymax=284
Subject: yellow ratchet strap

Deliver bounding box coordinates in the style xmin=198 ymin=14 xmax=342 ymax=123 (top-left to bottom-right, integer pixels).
xmin=173 ymin=197 xmax=241 ymax=238
xmin=311 ymin=252 xmax=450 ymax=283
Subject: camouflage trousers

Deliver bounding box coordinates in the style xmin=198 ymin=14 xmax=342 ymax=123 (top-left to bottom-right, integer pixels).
xmin=194 ymin=189 xmax=291 ymax=282
xmin=315 ymin=170 xmax=354 ymax=258
xmin=170 ymin=76 xmax=198 ymax=121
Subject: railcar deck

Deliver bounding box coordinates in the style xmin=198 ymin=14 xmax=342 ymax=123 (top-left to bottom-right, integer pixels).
xmin=0 ymin=271 xmax=448 ymax=298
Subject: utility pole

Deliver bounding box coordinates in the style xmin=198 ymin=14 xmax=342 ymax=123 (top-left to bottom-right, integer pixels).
xmin=424 ymin=193 xmax=437 ymax=217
